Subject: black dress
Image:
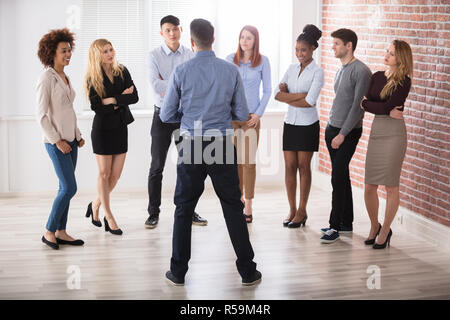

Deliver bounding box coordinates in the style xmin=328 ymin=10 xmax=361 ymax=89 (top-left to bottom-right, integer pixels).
xmin=89 ymin=66 xmax=138 ymax=155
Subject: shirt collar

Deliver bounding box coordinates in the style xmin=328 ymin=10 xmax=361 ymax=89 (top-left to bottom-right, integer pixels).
xmin=297 ymin=59 xmax=316 ymax=71
xmin=195 ymin=50 xmax=215 ymax=58
xmin=162 ymin=42 xmax=183 ymax=56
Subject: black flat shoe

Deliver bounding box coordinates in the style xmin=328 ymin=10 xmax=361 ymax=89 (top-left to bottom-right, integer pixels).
xmin=104 ymin=217 xmax=122 ymax=235
xmin=42 ymin=236 xmax=59 ymax=250
xmin=56 ymin=238 xmax=84 ymax=246
xmin=86 ymin=202 xmax=102 ymax=227
xmin=364 ymin=223 xmax=382 ymax=245
xmin=373 ymin=229 xmax=393 ymax=249
xmin=287 ymin=215 xmax=307 ymax=228
xmin=192 ymin=212 xmax=208 ymax=226
xmin=145 ymin=214 xmax=159 ymax=229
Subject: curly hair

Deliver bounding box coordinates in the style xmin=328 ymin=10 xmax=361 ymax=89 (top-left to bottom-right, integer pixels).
xmin=37 ymin=28 xmax=75 ymax=67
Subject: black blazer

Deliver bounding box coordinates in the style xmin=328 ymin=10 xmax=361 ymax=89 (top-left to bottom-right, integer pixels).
xmin=89 ymin=66 xmax=139 ymax=130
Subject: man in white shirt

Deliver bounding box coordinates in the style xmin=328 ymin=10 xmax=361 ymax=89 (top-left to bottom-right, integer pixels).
xmin=146 ymin=15 xmax=207 ymax=229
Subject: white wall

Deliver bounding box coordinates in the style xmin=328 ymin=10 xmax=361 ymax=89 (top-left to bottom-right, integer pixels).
xmin=0 ymin=0 xmax=320 ymax=194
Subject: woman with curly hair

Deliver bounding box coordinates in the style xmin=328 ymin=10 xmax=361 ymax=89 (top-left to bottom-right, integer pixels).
xmin=275 ymin=25 xmax=324 ymax=228
xmin=361 ymin=40 xmax=413 ymax=249
xmin=84 ymin=39 xmax=138 ymax=235
xmin=36 ymin=28 xmax=85 ymax=250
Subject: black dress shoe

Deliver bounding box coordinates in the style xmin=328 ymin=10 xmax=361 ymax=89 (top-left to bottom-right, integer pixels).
xmin=373 ymin=229 xmax=393 ymax=249
xmin=287 ymin=215 xmax=307 ymax=228
xmin=242 ymin=270 xmax=262 ymax=286
xmin=86 ymin=202 xmax=102 ymax=227
xmin=165 ymin=270 xmax=184 ymax=286
xmin=364 ymin=223 xmax=382 ymax=245
xmin=42 ymin=236 xmax=59 ymax=250
xmin=104 ymin=217 xmax=123 ymax=235
xmin=56 ymin=238 xmax=85 ymax=246
xmin=192 ymin=212 xmax=207 ymax=226
xmin=283 ymin=219 xmax=291 ymax=227
xmin=145 ymin=214 xmax=159 ymax=229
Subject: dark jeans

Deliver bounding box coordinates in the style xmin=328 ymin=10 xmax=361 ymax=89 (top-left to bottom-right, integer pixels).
xmin=170 ymin=136 xmax=257 ymax=280
xmin=44 ymin=139 xmax=78 ymax=233
xmin=325 ymin=125 xmax=362 ymax=231
xmin=147 ymin=110 xmax=180 ymax=216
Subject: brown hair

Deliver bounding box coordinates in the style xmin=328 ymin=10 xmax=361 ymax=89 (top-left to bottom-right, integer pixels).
xmin=331 ymin=28 xmax=357 ymax=52
xmin=380 ymin=40 xmax=414 ymax=99
xmin=233 ymin=25 xmax=261 ymax=68
xmin=37 ymin=28 xmax=75 ymax=67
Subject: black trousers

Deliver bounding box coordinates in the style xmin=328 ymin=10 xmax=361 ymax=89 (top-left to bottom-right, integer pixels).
xmin=325 ymin=125 xmax=362 ymax=231
xmin=170 ymin=136 xmax=257 ymax=280
xmin=147 ymin=110 xmax=180 ymax=216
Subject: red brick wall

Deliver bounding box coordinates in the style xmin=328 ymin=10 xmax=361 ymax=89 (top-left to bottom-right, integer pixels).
xmin=318 ymin=0 xmax=450 ymax=226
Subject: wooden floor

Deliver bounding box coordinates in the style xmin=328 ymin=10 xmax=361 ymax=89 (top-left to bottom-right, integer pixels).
xmin=1 ymin=184 xmax=449 ymax=300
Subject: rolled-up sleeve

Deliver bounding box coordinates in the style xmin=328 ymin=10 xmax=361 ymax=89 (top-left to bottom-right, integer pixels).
xmin=148 ymin=51 xmax=168 ymax=95
xmin=36 ymin=76 xmax=61 ymax=144
xmin=274 ymin=66 xmax=290 ymax=97
xmin=231 ymin=71 xmax=249 ymax=121
xmin=160 ymin=68 xmax=182 ymax=123
xmin=305 ymin=68 xmax=324 ymax=107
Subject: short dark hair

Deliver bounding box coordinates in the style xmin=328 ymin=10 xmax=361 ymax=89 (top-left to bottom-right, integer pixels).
xmin=37 ymin=28 xmax=75 ymax=67
xmin=190 ymin=19 xmax=214 ymax=49
xmin=331 ymin=28 xmax=358 ymax=52
xmin=160 ymin=15 xmax=180 ymax=27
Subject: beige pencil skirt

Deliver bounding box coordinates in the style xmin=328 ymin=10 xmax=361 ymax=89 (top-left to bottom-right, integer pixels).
xmin=365 ymin=115 xmax=407 ymax=187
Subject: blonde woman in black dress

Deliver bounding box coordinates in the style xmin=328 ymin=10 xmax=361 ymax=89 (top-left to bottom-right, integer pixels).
xmin=84 ymin=39 xmax=139 ymax=235
xmin=361 ymin=40 xmax=413 ymax=249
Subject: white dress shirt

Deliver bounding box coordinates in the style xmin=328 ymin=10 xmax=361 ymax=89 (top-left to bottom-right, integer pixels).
xmin=148 ymin=42 xmax=194 ymax=107
xmin=274 ymin=60 xmax=324 ymax=126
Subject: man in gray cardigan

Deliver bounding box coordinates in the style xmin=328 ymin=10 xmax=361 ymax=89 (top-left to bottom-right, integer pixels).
xmin=320 ymin=28 xmax=372 ymax=244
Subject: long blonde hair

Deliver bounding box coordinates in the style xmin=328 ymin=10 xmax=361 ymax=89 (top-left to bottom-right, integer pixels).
xmin=380 ymin=39 xmax=413 ymax=100
xmin=84 ymin=39 xmax=123 ymax=98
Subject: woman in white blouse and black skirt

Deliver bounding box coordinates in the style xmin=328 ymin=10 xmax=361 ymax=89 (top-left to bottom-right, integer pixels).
xmin=275 ymin=25 xmax=324 ymax=228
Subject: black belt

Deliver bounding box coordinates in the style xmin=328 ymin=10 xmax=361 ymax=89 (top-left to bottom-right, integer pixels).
xmin=154 ymin=105 xmax=160 ymax=113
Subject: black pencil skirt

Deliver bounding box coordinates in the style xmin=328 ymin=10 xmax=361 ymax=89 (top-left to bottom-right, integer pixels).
xmin=282 ymin=121 xmax=320 ymax=152
xmin=91 ymin=125 xmax=128 ymax=155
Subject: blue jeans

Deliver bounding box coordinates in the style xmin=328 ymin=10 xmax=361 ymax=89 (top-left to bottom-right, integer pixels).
xmin=44 ymin=140 xmax=78 ymax=232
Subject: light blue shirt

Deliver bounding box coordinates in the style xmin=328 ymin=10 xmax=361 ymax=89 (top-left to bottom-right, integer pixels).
xmin=160 ymin=50 xmax=249 ymax=136
xmin=274 ymin=60 xmax=324 ymax=126
xmin=148 ymin=42 xmax=194 ymax=106
xmin=226 ymin=54 xmax=272 ymax=117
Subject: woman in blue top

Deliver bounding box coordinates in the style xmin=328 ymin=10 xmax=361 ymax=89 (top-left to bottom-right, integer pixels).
xmin=275 ymin=25 xmax=324 ymax=228
xmin=226 ymin=25 xmax=272 ymax=223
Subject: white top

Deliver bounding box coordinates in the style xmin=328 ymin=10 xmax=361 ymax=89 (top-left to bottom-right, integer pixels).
xmin=36 ymin=67 xmax=81 ymax=144
xmin=274 ymin=60 xmax=324 ymax=126
xmin=148 ymin=43 xmax=195 ymax=106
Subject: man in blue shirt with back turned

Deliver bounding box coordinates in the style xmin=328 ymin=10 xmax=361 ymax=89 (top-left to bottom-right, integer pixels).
xmin=161 ymin=18 xmax=261 ymax=286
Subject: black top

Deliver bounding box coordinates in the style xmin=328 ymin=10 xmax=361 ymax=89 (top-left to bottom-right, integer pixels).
xmin=89 ymin=66 xmax=139 ymax=130
xmin=362 ymin=71 xmax=411 ymax=115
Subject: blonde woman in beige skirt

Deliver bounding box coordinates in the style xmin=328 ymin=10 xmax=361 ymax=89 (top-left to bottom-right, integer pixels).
xmin=361 ymin=40 xmax=413 ymax=249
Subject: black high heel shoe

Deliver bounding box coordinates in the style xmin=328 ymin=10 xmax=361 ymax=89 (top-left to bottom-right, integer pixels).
xmin=364 ymin=223 xmax=382 ymax=245
xmin=283 ymin=219 xmax=291 ymax=227
xmin=86 ymin=202 xmax=102 ymax=227
xmin=373 ymin=228 xmax=392 ymax=249
xmin=287 ymin=214 xmax=308 ymax=228
xmin=104 ymin=217 xmax=123 ymax=235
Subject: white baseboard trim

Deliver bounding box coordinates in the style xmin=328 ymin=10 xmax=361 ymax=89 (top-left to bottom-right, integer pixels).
xmin=311 ymin=169 xmax=450 ymax=251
